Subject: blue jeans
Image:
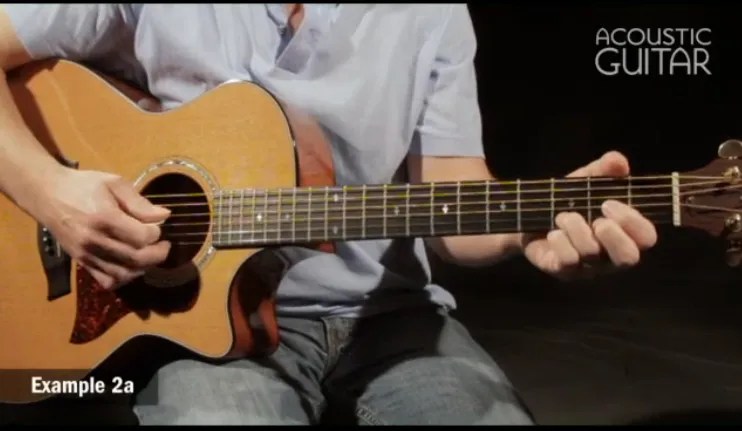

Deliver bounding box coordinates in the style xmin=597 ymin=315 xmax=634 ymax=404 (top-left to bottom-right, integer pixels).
xmin=131 ymin=306 xmax=534 ymax=425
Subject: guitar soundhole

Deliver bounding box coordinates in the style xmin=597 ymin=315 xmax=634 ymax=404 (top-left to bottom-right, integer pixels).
xmin=141 ymin=173 xmax=209 ymax=269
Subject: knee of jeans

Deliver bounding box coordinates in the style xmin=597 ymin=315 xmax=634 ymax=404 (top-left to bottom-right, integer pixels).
xmin=350 ymin=356 xmax=530 ymax=425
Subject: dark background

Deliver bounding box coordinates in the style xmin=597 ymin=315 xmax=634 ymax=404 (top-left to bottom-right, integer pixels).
xmin=6 ymin=2 xmax=742 ymax=426
xmin=439 ymin=1 xmax=742 ymax=425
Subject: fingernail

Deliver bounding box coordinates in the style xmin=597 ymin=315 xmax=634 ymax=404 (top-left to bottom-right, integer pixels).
xmin=602 ymin=200 xmax=623 ymax=218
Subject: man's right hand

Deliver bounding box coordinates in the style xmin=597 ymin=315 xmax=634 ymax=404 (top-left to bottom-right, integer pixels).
xmin=36 ymin=168 xmax=172 ymax=290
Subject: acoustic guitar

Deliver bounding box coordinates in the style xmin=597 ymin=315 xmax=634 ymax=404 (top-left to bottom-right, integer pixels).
xmin=0 ymin=59 xmax=740 ymax=404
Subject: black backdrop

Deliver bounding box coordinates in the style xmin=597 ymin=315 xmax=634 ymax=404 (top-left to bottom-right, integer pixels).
xmin=434 ymin=2 xmax=742 ymax=425
xmin=469 ymin=2 xmax=742 ymax=177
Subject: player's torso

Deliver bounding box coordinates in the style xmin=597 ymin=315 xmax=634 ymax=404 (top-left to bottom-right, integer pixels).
xmin=126 ymin=4 xmax=446 ymax=185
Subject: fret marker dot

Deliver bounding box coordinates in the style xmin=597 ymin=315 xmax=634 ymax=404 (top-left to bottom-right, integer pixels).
xmin=442 ymin=204 xmax=449 ymax=215
xmin=499 ymin=202 xmax=506 ymax=211
xmin=332 ymin=226 xmax=339 ymax=235
xmin=569 ymin=199 xmax=575 ymax=208
xmin=256 ymin=214 xmax=263 ymax=222
xmin=333 ymin=194 xmax=339 ymax=203
xmin=284 ymin=214 xmax=291 ymax=221
xmin=394 ymin=206 xmax=400 ymax=216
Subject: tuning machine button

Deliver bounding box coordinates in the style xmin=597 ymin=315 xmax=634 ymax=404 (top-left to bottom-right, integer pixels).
xmin=719 ymin=139 xmax=742 ymax=159
xmin=725 ymin=214 xmax=742 ymax=232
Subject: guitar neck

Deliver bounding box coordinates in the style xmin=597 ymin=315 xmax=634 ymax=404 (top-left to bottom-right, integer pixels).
xmin=164 ymin=174 xmax=681 ymax=248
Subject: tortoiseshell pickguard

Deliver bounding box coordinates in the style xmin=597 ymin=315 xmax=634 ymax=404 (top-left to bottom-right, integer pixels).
xmin=70 ymin=264 xmax=200 ymax=344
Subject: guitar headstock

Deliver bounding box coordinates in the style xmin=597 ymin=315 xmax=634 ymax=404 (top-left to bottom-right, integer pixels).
xmin=680 ymin=139 xmax=742 ymax=266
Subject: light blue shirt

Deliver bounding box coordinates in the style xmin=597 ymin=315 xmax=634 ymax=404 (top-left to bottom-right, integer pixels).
xmin=6 ymin=4 xmax=485 ymax=317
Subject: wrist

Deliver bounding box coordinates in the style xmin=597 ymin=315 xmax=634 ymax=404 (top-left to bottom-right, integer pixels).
xmin=13 ymin=159 xmax=68 ymax=222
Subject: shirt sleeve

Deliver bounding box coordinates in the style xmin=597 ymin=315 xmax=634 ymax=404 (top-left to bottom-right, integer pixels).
xmin=3 ymin=4 xmax=136 ymax=62
xmin=409 ymin=4 xmax=484 ymax=159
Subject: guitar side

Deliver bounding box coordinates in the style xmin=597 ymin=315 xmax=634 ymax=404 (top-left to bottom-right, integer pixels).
xmin=0 ymin=60 xmax=336 ymax=404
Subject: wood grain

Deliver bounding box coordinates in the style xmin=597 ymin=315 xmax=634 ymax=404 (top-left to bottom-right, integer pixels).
xmin=0 ymin=59 xmax=336 ymax=403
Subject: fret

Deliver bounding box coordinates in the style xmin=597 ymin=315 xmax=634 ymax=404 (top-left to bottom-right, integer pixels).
xmin=627 ymin=176 xmax=632 ymax=207
xmin=405 ymin=184 xmax=411 ymax=237
xmin=516 ymin=179 xmax=522 ymax=231
xmin=458 ymin=182 xmax=489 ymax=235
xmin=549 ymin=178 xmax=555 ymax=230
xmin=586 ymin=177 xmax=592 ymax=224
xmin=383 ymin=184 xmax=408 ymax=237
xmin=362 ymin=185 xmax=385 ymax=239
xmin=519 ymin=180 xmax=554 ymax=232
xmin=262 ymin=189 xmax=269 ymax=243
xmin=455 ymin=181 xmax=461 ymax=235
xmin=306 ymin=187 xmax=313 ymax=242
xmin=276 ymin=188 xmax=283 ymax=242
xmin=342 ymin=186 xmax=347 ymax=240
xmin=251 ymin=188 xmax=257 ymax=244
xmin=239 ymin=188 xmax=245 ymax=245
xmin=291 ymin=187 xmax=297 ymax=243
xmin=324 ymin=186 xmax=330 ymax=241
xmin=429 ymin=183 xmax=435 ymax=236
xmin=488 ymin=181 xmax=519 ymax=233
xmin=671 ymin=172 xmax=680 ymax=226
xmin=337 ymin=187 xmax=372 ymax=240
xmin=485 ymin=181 xmax=491 ymax=233
xmin=227 ymin=190 xmax=234 ymax=245
xmin=215 ymin=191 xmax=223 ymax=245
xmin=382 ymin=184 xmax=388 ymax=238
xmin=407 ymin=184 xmax=432 ymax=237
xmin=327 ymin=187 xmax=344 ymax=240
xmin=431 ymin=183 xmax=458 ymax=236
xmin=625 ymin=176 xmax=672 ymax=215
xmin=361 ymin=185 xmax=367 ymax=239
xmin=553 ymin=178 xmax=587 ymax=214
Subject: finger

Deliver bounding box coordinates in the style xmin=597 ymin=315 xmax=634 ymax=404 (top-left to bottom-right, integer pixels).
xmin=546 ymin=229 xmax=581 ymax=270
xmin=554 ymin=212 xmax=602 ymax=262
xmin=107 ymin=178 xmax=171 ymax=223
xmin=80 ymin=252 xmax=145 ymax=288
xmin=94 ymin=209 xmax=162 ymax=248
xmin=81 ymin=263 xmax=117 ymax=290
xmin=592 ymin=217 xmax=641 ymax=267
xmin=134 ymin=240 xmax=172 ymax=268
xmin=601 ymin=200 xmax=658 ymax=250
xmin=567 ymin=151 xmax=630 ymax=178
xmin=87 ymin=236 xmax=172 ymax=269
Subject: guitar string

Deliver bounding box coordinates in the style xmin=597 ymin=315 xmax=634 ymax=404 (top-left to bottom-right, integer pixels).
xmin=151 ymin=177 xmax=725 ymax=215
xmin=159 ymin=197 xmax=730 ymax=241
xmin=160 ymin=202 xmax=677 ymax=240
xmin=164 ymin=198 xmax=673 ymax=228
xmin=154 ymin=178 xmax=717 ymax=209
xmin=168 ymin=209 xmax=676 ymax=245
xmin=139 ymin=174 xmax=726 ymax=200
xmin=159 ymin=181 xmax=738 ymax=221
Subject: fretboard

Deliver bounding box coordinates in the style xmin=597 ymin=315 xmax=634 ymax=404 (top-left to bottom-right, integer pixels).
xmin=162 ymin=175 xmax=679 ymax=248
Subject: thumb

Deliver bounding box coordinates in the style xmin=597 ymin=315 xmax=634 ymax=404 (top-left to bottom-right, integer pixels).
xmin=567 ymin=151 xmax=630 ymax=178
xmin=107 ymin=178 xmax=171 ymax=223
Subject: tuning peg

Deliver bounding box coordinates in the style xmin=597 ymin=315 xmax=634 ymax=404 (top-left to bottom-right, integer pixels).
xmin=718 ymin=139 xmax=742 ymax=159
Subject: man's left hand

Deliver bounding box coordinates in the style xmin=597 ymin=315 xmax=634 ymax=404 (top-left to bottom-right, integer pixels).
xmin=521 ymin=151 xmax=658 ymax=280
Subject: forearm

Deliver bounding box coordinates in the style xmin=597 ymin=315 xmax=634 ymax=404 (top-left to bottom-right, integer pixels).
xmin=0 ymin=69 xmax=63 ymax=215
xmin=426 ymin=232 xmax=524 ymax=267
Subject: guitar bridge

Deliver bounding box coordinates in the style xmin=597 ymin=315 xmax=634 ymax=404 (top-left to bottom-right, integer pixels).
xmin=37 ymin=225 xmax=71 ymax=300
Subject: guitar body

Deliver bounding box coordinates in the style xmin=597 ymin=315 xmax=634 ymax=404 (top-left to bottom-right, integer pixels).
xmin=0 ymin=60 xmax=336 ymax=404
